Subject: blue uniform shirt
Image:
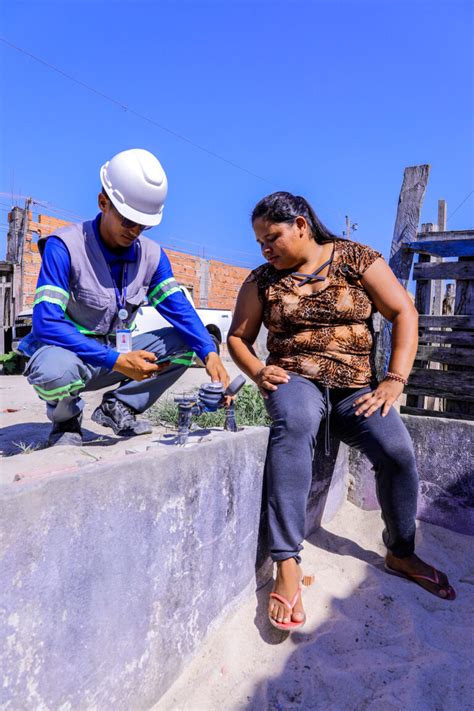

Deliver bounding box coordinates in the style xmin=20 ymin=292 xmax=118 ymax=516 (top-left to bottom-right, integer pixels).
xmin=29 ymin=215 xmax=217 ymax=369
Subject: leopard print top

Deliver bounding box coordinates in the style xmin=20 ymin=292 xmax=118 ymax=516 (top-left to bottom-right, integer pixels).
xmin=248 ymin=239 xmax=383 ymax=388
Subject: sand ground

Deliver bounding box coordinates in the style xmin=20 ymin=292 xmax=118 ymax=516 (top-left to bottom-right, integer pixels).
xmin=157 ymin=501 xmax=473 ymax=711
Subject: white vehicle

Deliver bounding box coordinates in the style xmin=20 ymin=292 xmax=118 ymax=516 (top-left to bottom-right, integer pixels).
xmin=12 ymin=286 xmax=232 ymax=358
xmin=133 ymin=286 xmax=231 ymax=353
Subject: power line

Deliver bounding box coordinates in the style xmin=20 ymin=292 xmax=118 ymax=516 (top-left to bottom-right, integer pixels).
xmin=0 ymin=37 xmax=277 ymax=187
xmin=0 ymin=193 xmax=86 ymax=221
xmin=0 ymin=39 xmax=352 ymax=228
xmin=447 ymin=190 xmax=474 ymax=223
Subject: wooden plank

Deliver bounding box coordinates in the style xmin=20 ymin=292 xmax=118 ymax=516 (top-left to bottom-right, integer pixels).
xmin=407 ymin=240 xmax=474 ymax=257
xmin=454 ymin=257 xmax=474 ymax=316
xmin=416 ymin=229 xmax=474 ymax=241
xmin=418 ymin=315 xmax=474 ymax=328
xmin=406 ymin=368 xmax=474 ymax=399
xmin=418 ymin=330 xmax=474 ymax=346
xmin=430 ymin=209 xmax=443 ymax=331
xmin=416 ymin=346 xmax=474 ymax=366
xmin=401 ymin=406 xmax=474 ymax=422
xmin=412 ymin=252 xmax=433 ymax=408
xmin=446 ymin=255 xmax=474 ymax=416
xmin=0 ymin=282 xmax=5 ymax=336
xmin=405 ymin=385 xmax=474 ymax=402
xmin=375 ymin=165 xmax=430 ymax=379
xmin=414 ymin=254 xmax=432 ymax=315
xmin=413 ymin=261 xmax=474 ymax=280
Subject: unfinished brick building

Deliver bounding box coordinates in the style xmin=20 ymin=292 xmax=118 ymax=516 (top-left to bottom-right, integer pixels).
xmin=6 ymin=208 xmax=250 ymax=313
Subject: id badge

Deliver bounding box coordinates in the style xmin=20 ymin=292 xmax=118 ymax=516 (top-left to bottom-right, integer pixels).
xmin=116 ymin=329 xmax=132 ymax=353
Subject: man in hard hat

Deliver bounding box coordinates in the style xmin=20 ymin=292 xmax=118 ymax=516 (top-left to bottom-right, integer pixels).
xmin=21 ymin=148 xmax=230 ymax=446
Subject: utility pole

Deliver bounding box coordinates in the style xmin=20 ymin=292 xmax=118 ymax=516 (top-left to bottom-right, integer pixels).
xmin=17 ymin=197 xmax=32 ymax=312
xmin=343 ymin=215 xmax=358 ymax=239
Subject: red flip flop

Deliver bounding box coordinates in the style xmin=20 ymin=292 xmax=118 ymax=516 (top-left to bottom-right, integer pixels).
xmin=268 ymin=574 xmax=315 ymax=631
xmin=385 ymin=563 xmax=456 ymax=600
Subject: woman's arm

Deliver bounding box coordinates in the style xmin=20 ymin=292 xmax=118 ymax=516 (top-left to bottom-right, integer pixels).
xmin=354 ymin=258 xmax=418 ymax=417
xmin=362 ymin=258 xmax=419 ymax=377
xmin=227 ymin=279 xmax=289 ymax=396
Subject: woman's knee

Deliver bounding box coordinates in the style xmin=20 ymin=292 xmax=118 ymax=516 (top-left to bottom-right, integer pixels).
xmin=269 ymin=404 xmax=322 ymax=444
xmin=374 ymin=438 xmax=417 ymax=476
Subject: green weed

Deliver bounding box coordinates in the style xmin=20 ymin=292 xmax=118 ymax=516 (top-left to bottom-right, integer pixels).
xmin=149 ymin=383 xmax=271 ymax=429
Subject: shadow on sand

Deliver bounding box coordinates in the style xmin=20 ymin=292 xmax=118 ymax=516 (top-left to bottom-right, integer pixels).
xmin=245 ymin=459 xmax=472 ymax=710
xmin=0 ymin=422 xmax=118 ymax=456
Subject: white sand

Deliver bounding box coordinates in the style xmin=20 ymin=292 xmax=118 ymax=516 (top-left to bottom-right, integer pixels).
xmin=157 ymin=501 xmax=473 ymax=711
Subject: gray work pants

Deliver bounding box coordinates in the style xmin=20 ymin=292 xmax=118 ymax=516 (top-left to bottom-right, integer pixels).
xmin=24 ymin=328 xmax=189 ymax=423
xmin=264 ymin=374 xmax=419 ymax=563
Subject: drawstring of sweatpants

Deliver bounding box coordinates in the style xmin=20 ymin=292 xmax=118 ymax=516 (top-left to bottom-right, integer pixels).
xmin=324 ymin=386 xmax=331 ymax=456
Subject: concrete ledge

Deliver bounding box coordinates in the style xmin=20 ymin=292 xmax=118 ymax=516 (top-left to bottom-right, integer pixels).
xmin=5 ymin=412 xmax=468 ymax=708
xmin=348 ymin=414 xmax=474 ymax=535
xmin=0 ymin=427 xmax=348 ymax=709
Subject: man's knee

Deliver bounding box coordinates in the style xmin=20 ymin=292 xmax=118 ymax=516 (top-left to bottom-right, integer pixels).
xmin=25 ymin=347 xmax=87 ymax=401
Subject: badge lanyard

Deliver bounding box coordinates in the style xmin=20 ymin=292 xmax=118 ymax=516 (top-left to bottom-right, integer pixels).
xmin=109 ymin=262 xmax=129 ymax=324
xmin=108 ymin=262 xmax=132 ymax=353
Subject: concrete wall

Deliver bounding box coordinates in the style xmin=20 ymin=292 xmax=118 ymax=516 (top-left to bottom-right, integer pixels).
xmin=0 ymin=428 xmax=348 ymax=710
xmin=348 ymin=414 xmax=474 ymax=535
xmin=2 ymin=415 xmax=472 ymax=708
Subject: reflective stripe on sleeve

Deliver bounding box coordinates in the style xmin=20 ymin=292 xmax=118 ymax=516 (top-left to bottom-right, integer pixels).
xmin=149 ymin=277 xmax=181 ymax=306
xmin=33 ymin=285 xmax=69 ymax=311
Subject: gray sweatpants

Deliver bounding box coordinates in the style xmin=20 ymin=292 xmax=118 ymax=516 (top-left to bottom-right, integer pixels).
xmin=264 ymin=374 xmax=419 ymax=563
xmin=24 ymin=328 xmax=189 ymax=423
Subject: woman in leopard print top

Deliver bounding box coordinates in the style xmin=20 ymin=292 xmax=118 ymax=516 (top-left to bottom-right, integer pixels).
xmin=228 ymin=191 xmax=456 ymax=632
xmin=251 ymin=237 xmax=382 ymax=388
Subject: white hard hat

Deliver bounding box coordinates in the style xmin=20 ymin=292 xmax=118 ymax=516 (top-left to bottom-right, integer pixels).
xmin=100 ymin=148 xmax=168 ymax=227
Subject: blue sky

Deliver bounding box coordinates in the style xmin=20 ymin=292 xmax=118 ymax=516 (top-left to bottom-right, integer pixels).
xmin=0 ymin=0 xmax=472 ymax=268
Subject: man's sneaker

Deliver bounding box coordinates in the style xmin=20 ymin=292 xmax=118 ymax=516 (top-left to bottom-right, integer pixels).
xmin=91 ymin=399 xmax=153 ymax=436
xmin=48 ymin=413 xmax=83 ymax=447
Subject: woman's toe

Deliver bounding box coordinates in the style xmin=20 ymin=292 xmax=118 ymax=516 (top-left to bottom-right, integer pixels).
xmin=292 ymin=610 xmax=304 ymax=621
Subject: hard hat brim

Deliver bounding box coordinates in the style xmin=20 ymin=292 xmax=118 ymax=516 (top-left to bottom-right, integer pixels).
xmin=100 ymin=171 xmax=164 ymax=227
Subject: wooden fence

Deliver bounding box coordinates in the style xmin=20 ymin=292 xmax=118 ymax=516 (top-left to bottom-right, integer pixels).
xmin=0 ymin=262 xmax=14 ymax=355
xmin=375 ymin=165 xmax=474 ymax=421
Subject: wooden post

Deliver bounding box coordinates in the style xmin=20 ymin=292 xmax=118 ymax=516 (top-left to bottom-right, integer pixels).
xmin=413 ymin=225 xmax=437 ymax=410
xmin=0 ymin=275 xmax=6 ymax=356
xmin=438 ymin=200 xmax=447 ymax=231
xmin=445 ymin=254 xmax=474 ymax=416
xmin=432 ymin=199 xmax=447 ymax=316
xmin=425 ymin=201 xmax=448 ymax=410
xmin=375 ymin=165 xmax=430 ymax=378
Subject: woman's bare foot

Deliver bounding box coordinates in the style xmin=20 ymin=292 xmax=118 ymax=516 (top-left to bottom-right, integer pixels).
xmin=385 ymin=552 xmax=455 ymax=600
xmin=269 ymin=558 xmax=305 ymax=625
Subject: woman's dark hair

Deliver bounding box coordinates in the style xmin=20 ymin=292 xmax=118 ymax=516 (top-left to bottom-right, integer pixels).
xmin=251 ymin=191 xmax=339 ymax=243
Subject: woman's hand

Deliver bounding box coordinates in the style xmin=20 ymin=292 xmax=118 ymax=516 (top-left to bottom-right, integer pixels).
xmin=255 ymin=365 xmax=290 ymax=398
xmin=353 ymin=379 xmax=405 ymax=418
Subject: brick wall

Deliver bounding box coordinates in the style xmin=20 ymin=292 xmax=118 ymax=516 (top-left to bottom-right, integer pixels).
xmin=12 ymin=212 xmax=250 ymax=312
xmin=208 ymin=259 xmax=249 ymax=309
